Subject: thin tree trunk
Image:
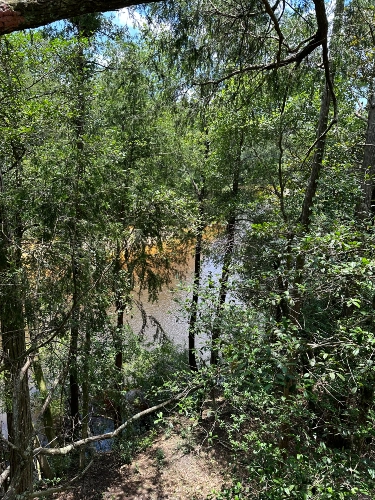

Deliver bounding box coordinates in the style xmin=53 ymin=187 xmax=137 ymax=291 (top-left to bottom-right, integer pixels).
xmin=211 ymin=132 xmax=242 ymax=366
xmin=80 ymin=324 xmax=91 ymax=468
xmin=113 ymin=240 xmax=127 ymax=428
xmin=279 ymin=0 xmax=344 ymax=451
xmin=188 ymin=125 xmax=209 ymax=371
xmin=357 ymin=90 xmax=375 ymax=219
xmin=293 ymin=0 xmax=344 ymax=324
xmin=188 ymin=197 xmax=205 ymax=371
xmin=355 ymin=84 xmax=375 ymax=445
xmin=69 ymin=24 xmax=87 ymax=443
xmin=210 ymin=214 xmax=236 ymax=365
xmin=114 ymin=273 xmax=124 ymax=428
xmin=32 ymin=355 xmax=57 ymax=447
xmin=69 ymin=258 xmax=80 ymax=439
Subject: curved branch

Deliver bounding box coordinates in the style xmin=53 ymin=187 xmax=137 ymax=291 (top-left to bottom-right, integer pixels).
xmin=33 ymin=385 xmax=202 ymax=456
xmin=200 ymin=37 xmax=322 ymax=86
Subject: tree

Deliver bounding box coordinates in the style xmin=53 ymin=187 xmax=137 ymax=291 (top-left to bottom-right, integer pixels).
xmin=0 ymin=0 xmax=349 ymax=100
xmin=0 ymin=29 xmax=69 ymax=496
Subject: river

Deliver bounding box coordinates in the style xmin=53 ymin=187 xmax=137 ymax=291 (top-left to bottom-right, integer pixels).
xmin=0 ymin=252 xmax=222 ymax=442
xmin=126 ymin=252 xmax=220 ymax=348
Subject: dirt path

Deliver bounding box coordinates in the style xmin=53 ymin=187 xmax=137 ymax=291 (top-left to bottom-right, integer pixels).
xmin=53 ymin=419 xmax=227 ymax=500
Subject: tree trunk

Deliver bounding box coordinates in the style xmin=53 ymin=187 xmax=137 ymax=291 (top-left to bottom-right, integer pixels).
xmin=32 ymin=355 xmax=57 ymax=447
xmin=0 ymin=145 xmax=33 ymax=495
xmin=2 ymin=299 xmax=33 ymax=495
xmin=293 ymin=0 xmax=344 ymax=324
xmin=210 ymin=132 xmax=242 ymax=366
xmin=114 ymin=278 xmax=125 ymax=429
xmin=357 ymin=90 xmax=375 ymax=220
xmin=188 ymin=196 xmax=205 ymax=371
xmin=80 ymin=324 xmax=91 ymax=468
xmin=68 ymin=28 xmax=86 ymax=442
xmin=210 ymin=214 xmax=236 ymax=366
xmin=279 ymin=0 xmax=344 ymax=451
xmin=69 ymin=256 xmax=81 ymax=440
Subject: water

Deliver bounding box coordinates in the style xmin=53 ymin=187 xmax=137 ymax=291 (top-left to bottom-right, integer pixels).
xmin=0 ymin=252 xmax=222 ymax=446
xmin=90 ymin=416 xmax=114 ymax=451
xmin=126 ymin=253 xmax=221 ymax=348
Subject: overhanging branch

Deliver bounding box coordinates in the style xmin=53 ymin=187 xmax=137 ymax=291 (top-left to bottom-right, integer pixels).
xmin=0 ymin=0 xmax=157 ymax=35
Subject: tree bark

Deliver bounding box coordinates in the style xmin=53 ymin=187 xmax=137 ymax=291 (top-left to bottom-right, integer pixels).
xmin=0 ymin=146 xmax=33 ymax=495
xmin=188 ymin=192 xmax=205 ymax=371
xmin=357 ymin=90 xmax=375 ymax=219
xmin=0 ymin=0 xmax=156 ymax=35
xmin=210 ymin=131 xmax=242 ymax=366
xmin=68 ymin=23 xmax=87 ymax=442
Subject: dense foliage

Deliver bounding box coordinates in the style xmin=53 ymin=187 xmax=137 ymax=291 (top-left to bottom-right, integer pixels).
xmin=1 ymin=1 xmax=375 ymax=498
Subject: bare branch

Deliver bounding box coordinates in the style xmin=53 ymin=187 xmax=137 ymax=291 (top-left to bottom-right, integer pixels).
xmin=0 ymin=433 xmax=20 ymax=453
xmin=260 ymin=0 xmax=285 ymax=62
xmin=0 ymin=466 xmax=10 ymax=488
xmin=200 ymin=36 xmax=322 ymax=85
xmin=33 ymin=385 xmax=201 ymax=456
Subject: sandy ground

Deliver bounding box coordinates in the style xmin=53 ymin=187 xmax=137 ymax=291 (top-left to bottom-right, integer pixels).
xmin=53 ymin=417 xmax=228 ymax=500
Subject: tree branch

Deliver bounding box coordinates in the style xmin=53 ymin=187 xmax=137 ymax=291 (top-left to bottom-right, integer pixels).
xmin=0 ymin=0 xmax=158 ymax=35
xmin=33 ymin=385 xmax=201 ymax=456
xmin=0 ymin=434 xmax=20 ymax=453
xmin=260 ymin=0 xmax=285 ymax=63
xmin=0 ymin=466 xmax=10 ymax=488
xmin=200 ymin=36 xmax=322 ymax=85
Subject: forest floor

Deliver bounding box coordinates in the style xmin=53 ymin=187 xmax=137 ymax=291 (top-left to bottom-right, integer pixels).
xmin=53 ymin=414 xmax=230 ymax=500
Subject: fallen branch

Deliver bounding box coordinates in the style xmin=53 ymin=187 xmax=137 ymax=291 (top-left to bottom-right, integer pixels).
xmin=28 ymin=459 xmax=94 ymax=499
xmin=0 ymin=466 xmax=10 ymax=488
xmin=34 ymin=385 xmax=201 ymax=457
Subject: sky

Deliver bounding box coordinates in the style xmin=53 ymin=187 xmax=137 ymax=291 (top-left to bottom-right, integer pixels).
xmin=116 ymin=7 xmax=144 ymax=28
xmin=113 ymin=7 xmax=144 ymax=36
